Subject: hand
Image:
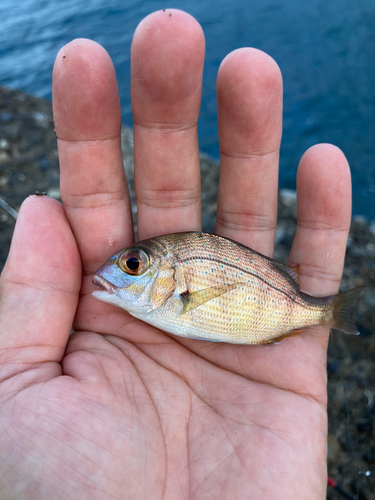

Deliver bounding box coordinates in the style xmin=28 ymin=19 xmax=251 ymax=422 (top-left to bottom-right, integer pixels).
xmin=0 ymin=10 xmax=351 ymax=500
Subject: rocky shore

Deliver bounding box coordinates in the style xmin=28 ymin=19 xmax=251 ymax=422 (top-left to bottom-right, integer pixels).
xmin=0 ymin=86 xmax=374 ymax=498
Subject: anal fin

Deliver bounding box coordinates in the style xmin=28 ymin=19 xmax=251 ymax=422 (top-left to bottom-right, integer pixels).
xmin=268 ymin=328 xmax=304 ymax=344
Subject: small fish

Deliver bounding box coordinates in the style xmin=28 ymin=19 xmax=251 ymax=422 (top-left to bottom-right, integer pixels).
xmin=92 ymin=232 xmax=362 ymax=344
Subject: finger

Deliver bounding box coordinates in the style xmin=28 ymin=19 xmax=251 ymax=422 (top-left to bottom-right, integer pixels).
xmin=53 ymin=39 xmax=133 ymax=275
xmin=0 ymin=196 xmax=81 ymax=381
xmin=215 ymin=49 xmax=283 ymax=257
xmin=288 ymin=144 xmax=352 ymax=298
xmin=131 ymin=10 xmax=205 ymax=240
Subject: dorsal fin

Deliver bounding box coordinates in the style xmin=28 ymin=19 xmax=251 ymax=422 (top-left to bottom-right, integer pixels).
xmin=273 ymin=262 xmax=300 ymax=285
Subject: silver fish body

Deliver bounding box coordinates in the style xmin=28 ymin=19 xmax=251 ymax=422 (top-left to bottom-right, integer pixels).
xmin=93 ymin=232 xmax=361 ymax=344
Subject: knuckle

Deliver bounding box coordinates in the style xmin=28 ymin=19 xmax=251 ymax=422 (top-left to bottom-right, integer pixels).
xmin=215 ymin=210 xmax=276 ymax=234
xmin=299 ymin=262 xmax=342 ymax=285
xmin=137 ymin=186 xmax=200 ymax=210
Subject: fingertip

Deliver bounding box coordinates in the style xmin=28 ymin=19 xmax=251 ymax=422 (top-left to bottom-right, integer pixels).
xmin=131 ymin=9 xmax=205 ymax=121
xmin=53 ymin=38 xmax=109 ymax=70
xmin=5 ymin=195 xmax=81 ymax=288
xmin=133 ymin=9 xmax=205 ymax=54
xmin=52 ymin=38 xmax=121 ymax=141
xmin=217 ymin=48 xmax=283 ymax=154
xmin=218 ymin=47 xmax=282 ymax=89
xmin=297 ymin=144 xmax=352 ymax=225
xmin=298 ymin=143 xmax=350 ymax=176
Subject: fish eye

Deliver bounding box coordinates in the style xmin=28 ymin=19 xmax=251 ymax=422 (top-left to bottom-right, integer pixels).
xmin=118 ymin=248 xmax=150 ymax=276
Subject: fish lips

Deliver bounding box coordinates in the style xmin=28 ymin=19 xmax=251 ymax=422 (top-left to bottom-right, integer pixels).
xmin=92 ymin=274 xmax=122 ymax=307
xmin=92 ymin=275 xmax=118 ymax=294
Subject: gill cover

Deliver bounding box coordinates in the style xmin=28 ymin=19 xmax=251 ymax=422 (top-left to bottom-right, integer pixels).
xmin=93 ymin=242 xmax=177 ymax=314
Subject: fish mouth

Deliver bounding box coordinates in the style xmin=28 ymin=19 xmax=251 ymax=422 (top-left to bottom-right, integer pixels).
xmin=92 ymin=275 xmax=118 ymax=294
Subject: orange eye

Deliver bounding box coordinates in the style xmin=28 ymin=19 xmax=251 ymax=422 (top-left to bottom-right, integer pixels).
xmin=118 ymin=248 xmax=150 ymax=275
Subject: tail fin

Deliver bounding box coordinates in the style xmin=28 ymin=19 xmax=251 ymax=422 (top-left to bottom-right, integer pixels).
xmin=330 ymin=286 xmax=364 ymax=335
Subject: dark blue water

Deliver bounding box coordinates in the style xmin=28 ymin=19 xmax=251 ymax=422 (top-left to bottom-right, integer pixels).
xmin=1 ymin=0 xmax=375 ymax=218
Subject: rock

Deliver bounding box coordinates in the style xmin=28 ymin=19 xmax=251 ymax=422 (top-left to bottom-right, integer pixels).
xmin=0 ymin=151 xmax=10 ymax=164
xmin=352 ymin=215 xmax=368 ymax=228
xmin=39 ymin=158 xmax=54 ymax=170
xmin=362 ymin=263 xmax=375 ymax=283
xmin=364 ymin=291 xmax=375 ymax=309
xmin=0 ymin=138 xmax=10 ymax=150
xmin=33 ymin=111 xmax=49 ymax=128
xmin=357 ymin=416 xmax=373 ymax=434
xmin=47 ymin=188 xmax=61 ymax=199
xmin=366 ymin=243 xmax=375 ymax=258
xmin=279 ymin=188 xmax=297 ymax=207
xmin=362 ymin=446 xmax=375 ymax=464
xmin=328 ymin=434 xmax=341 ymax=463
xmin=0 ymin=175 xmax=9 ymax=186
xmin=278 ymin=188 xmax=297 ymax=219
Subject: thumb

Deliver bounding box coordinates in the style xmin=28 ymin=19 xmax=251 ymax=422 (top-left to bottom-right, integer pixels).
xmin=0 ymin=195 xmax=81 ymax=383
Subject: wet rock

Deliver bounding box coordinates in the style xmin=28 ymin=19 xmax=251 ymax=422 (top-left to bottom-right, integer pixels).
xmin=361 ymin=263 xmax=375 ymax=283
xmin=357 ymin=415 xmax=373 ymax=434
xmin=279 ymin=188 xmax=297 ymax=206
xmin=278 ymin=188 xmax=297 ymax=219
xmin=364 ymin=292 xmax=375 ymax=309
xmin=0 ymin=150 xmax=10 ymax=164
xmin=47 ymin=188 xmax=60 ymax=199
xmin=39 ymin=158 xmax=54 ymax=170
xmin=327 ymin=361 xmax=340 ymax=373
xmin=352 ymin=215 xmax=368 ymax=228
xmin=0 ymin=138 xmax=10 ymax=150
xmin=0 ymin=174 xmax=9 ymax=186
xmin=362 ymin=446 xmax=375 ymax=464
xmin=0 ymin=111 xmax=14 ymax=123
xmin=328 ymin=434 xmax=341 ymax=463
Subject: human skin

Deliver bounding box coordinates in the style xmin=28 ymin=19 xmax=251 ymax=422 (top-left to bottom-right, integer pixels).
xmin=0 ymin=9 xmax=352 ymax=500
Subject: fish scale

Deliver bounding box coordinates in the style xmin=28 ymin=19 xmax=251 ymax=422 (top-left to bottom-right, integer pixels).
xmin=143 ymin=233 xmax=327 ymax=343
xmin=92 ymin=232 xmax=361 ymax=344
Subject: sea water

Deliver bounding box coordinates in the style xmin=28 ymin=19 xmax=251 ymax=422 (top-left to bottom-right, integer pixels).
xmin=1 ymin=0 xmax=374 ymax=218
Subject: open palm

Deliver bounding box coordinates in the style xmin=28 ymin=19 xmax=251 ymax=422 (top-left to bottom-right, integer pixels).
xmin=0 ymin=10 xmax=352 ymax=500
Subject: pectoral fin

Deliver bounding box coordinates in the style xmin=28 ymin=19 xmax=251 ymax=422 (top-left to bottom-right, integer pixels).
xmin=180 ymin=283 xmax=244 ymax=314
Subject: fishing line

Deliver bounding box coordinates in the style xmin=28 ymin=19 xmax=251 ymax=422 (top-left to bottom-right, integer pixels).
xmin=0 ymin=192 xmax=47 ymax=221
xmin=327 ymin=476 xmax=357 ymax=500
xmin=0 ymin=196 xmax=18 ymax=220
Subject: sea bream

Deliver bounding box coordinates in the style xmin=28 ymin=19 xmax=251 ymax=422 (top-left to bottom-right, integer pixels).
xmin=92 ymin=232 xmax=361 ymax=344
